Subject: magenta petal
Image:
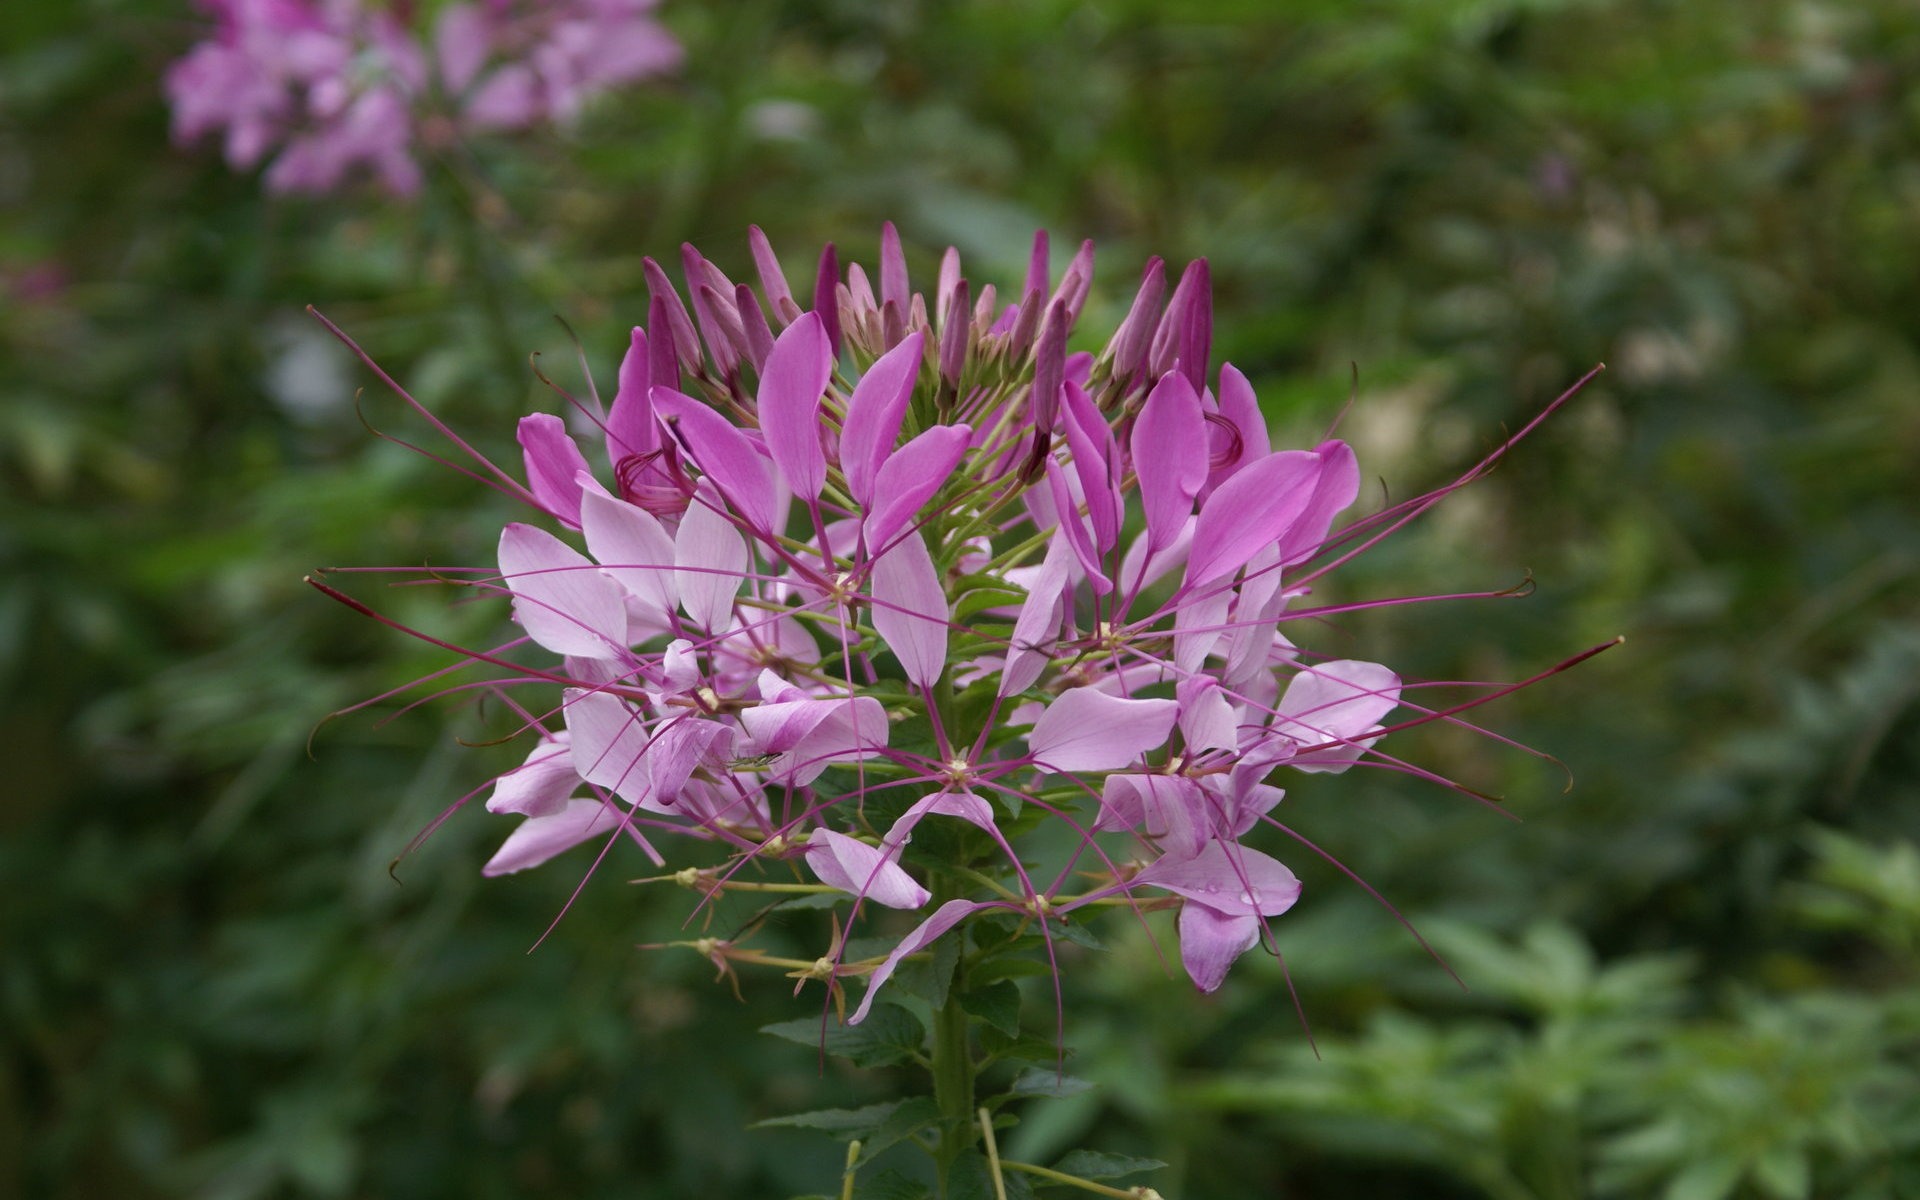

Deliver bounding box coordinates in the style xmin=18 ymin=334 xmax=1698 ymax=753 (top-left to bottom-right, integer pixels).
xmin=483 ymin=799 xmax=621 ymax=877
xmin=1184 ymin=449 xmax=1320 ymax=590
xmin=748 ymin=225 xmax=797 ymax=322
xmin=850 ymin=898 xmax=985 ymax=1024
xmin=757 ymin=312 xmax=832 ymax=501
xmin=1027 ymin=687 xmax=1178 ymax=772
xmin=486 ymin=735 xmax=579 ymax=817
xmin=864 ymin=423 xmax=972 ymax=547
xmin=606 ymin=326 xmax=657 ymax=464
xmin=1132 ymin=372 xmax=1209 ymax=552
xmin=804 ymin=828 xmax=930 ymax=911
xmin=580 ymin=490 xmax=678 ymax=621
xmin=840 ymin=331 xmax=925 ymax=507
xmin=652 ymin=387 xmax=777 ymax=532
xmin=869 ymin=528 xmax=948 ymax=688
xmin=1136 ymin=840 xmax=1302 ymax=917
xmin=1045 ymin=460 xmax=1111 ymax=596
xmin=1060 ymin=381 xmax=1120 ymax=553
xmin=1213 ymin=363 xmax=1269 ymax=480
xmin=1177 ymin=902 xmax=1261 ymax=993
xmin=1276 ymin=440 xmax=1361 ymax=565
xmin=674 ymin=483 xmax=747 ymax=632
xmin=518 ymin=413 xmax=594 ymax=529
xmin=498 ymin=523 xmax=628 ymax=660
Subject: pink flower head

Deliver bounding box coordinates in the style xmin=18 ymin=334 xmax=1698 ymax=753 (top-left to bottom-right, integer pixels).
xmin=316 ymin=225 xmax=1607 ymax=1024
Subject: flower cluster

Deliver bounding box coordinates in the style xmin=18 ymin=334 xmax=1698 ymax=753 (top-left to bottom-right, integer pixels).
xmin=166 ymin=0 xmax=680 ymax=195
xmin=320 ymin=226 xmax=1601 ymax=1017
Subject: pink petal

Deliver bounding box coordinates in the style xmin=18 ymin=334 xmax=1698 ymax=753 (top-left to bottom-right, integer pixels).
xmin=1027 ymin=687 xmax=1178 ymax=772
xmin=883 ymin=790 xmax=1003 ymax=853
xmin=1060 ymin=381 xmax=1120 ymax=553
xmin=840 ymin=331 xmax=924 ymax=507
xmin=850 ymin=898 xmax=985 ymax=1024
xmin=747 ymin=225 xmax=796 ymax=323
xmin=498 ymin=523 xmax=628 ymax=660
xmin=1184 ymin=449 xmax=1320 ymax=590
xmin=483 ymin=799 xmax=623 ymax=877
xmin=868 ymin=528 xmax=948 ymax=688
xmin=864 ymin=423 xmax=972 ymax=547
xmin=757 ymin=312 xmax=832 ymax=501
xmin=1211 ymin=363 xmax=1269 ymax=482
xmin=673 ymin=483 xmax=747 ymax=632
xmin=737 ymin=694 xmax=888 ymax=785
xmin=518 ymin=413 xmax=594 ymax=529
xmin=878 ymin=221 xmax=910 ymax=314
xmin=804 ymin=828 xmax=929 ymax=911
xmin=1172 ymin=585 xmax=1230 ymax=672
xmin=580 ymin=490 xmax=677 ymax=621
xmin=1097 ymin=773 xmax=1205 ymax=857
xmin=652 ymin=387 xmax=777 ymax=532
xmin=1131 ymin=372 xmax=1209 ymax=552
xmin=1177 ymin=902 xmax=1261 ymax=993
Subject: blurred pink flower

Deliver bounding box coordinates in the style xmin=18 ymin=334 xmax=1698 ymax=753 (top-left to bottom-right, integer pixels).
xmin=165 ymin=0 xmax=679 ymax=195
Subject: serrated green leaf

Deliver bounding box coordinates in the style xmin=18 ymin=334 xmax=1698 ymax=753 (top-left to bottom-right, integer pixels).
xmin=756 ymin=1101 xmax=906 ymax=1138
xmin=1007 ymin=1068 xmax=1094 ymax=1099
xmin=1049 ymin=918 xmax=1103 ymax=950
xmin=1050 ymin=1150 xmax=1166 ymax=1181
xmin=762 ymin=1003 xmax=927 ymax=1068
xmin=856 ymin=1168 xmax=934 ymax=1200
xmin=960 ymin=979 xmax=1022 ymax=1036
xmin=853 ymin=1097 xmax=943 ymax=1166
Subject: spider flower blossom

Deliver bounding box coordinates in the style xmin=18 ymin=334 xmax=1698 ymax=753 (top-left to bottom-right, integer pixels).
xmin=165 ymin=0 xmax=680 ymax=195
xmin=318 ymin=226 xmax=1605 ymax=1005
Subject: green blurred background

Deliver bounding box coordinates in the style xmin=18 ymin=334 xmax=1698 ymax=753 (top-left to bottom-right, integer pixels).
xmin=4 ymin=1 xmax=1919 ymax=1196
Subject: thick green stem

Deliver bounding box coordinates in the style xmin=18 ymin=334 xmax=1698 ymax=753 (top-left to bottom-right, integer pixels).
xmin=930 ymin=956 xmax=975 ymax=1188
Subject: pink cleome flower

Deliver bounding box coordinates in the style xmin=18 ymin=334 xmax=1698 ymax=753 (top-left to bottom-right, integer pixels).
xmin=165 ymin=0 xmax=680 ymax=195
xmin=314 ymin=226 xmax=1608 ymax=1009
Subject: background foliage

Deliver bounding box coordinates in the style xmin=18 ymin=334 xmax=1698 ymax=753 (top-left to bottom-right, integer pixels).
xmin=3 ymin=0 xmax=1917 ymax=1196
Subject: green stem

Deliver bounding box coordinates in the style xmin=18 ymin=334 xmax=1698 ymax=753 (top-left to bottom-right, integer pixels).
xmin=930 ymin=964 xmax=976 ymax=1189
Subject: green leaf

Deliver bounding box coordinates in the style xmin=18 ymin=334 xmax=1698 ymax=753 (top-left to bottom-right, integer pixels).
xmin=1049 ymin=918 xmax=1103 ymax=951
xmin=761 ymin=1003 xmax=927 ymax=1068
xmin=960 ymin=980 xmax=1022 ymax=1036
xmin=756 ymin=1102 xmax=906 ymax=1138
xmin=856 ymin=1169 xmax=934 ymax=1200
xmin=980 ymin=1026 xmax=1061 ymax=1064
xmin=1006 ymin=1069 xmax=1095 ymax=1099
xmin=1050 ymin=1151 xmax=1166 ymax=1182
xmin=948 ymin=1150 xmax=1037 ymax=1200
xmin=854 ymin=1098 xmax=943 ymax=1166
xmin=892 ymin=927 xmax=962 ymax=1011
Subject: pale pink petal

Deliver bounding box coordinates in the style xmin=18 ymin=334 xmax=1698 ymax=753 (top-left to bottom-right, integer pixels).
xmin=486 ymin=734 xmax=578 ymax=817
xmin=580 ymin=489 xmax=677 ymax=620
xmin=757 ymin=312 xmax=832 ymax=501
xmin=1273 ymin=659 xmax=1401 ymax=773
xmin=1212 ymin=363 xmax=1269 ymax=482
xmin=864 ymin=423 xmax=972 ymax=547
xmin=1177 ymin=902 xmax=1261 ymax=993
xmin=1172 ymin=584 xmax=1230 ymax=672
xmin=840 ymin=331 xmax=924 ymax=506
xmin=499 ymin=523 xmax=628 ymax=660
xmin=483 ymin=799 xmax=620 ymax=877
xmin=1184 ymin=449 xmax=1320 ymax=589
xmin=738 ymin=694 xmax=888 ymax=785
xmin=1096 ymin=773 xmax=1205 ymax=857
xmin=652 ymin=387 xmax=777 ymax=532
xmin=563 ymin=688 xmax=654 ymax=805
xmin=1136 ymin=840 xmax=1301 ymax=916
xmin=868 ymin=528 xmax=948 ymax=688
xmin=674 ymin=483 xmax=746 ymax=632
xmin=804 ymin=827 xmax=929 ymax=911
xmin=1177 ymin=677 xmax=1239 ymax=753
xmin=1131 ymin=371 xmax=1208 ymax=551
xmin=434 ymin=3 xmax=490 ymax=94
xmin=850 ymin=898 xmax=986 ymax=1024
xmin=1000 ymin=533 xmax=1074 ymax=697
xmin=1027 ymin=688 xmax=1178 ymax=772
